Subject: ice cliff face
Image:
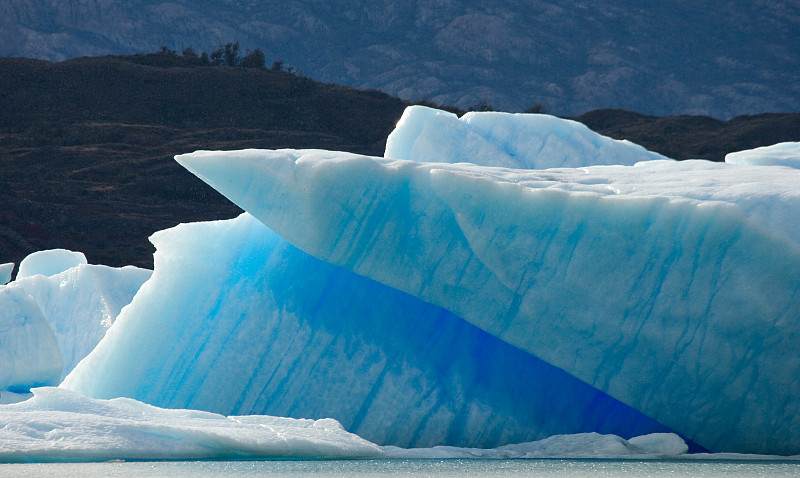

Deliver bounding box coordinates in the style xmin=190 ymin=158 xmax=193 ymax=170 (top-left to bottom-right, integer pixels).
xmin=172 ymin=148 xmax=800 ymax=455
xmin=56 ymin=109 xmax=800 ymax=455
xmin=63 ymin=213 xmax=672 ymax=448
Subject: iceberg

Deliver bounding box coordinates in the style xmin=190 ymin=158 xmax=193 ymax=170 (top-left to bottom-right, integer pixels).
xmin=725 ymin=141 xmax=800 ymax=169
xmin=0 ymin=387 xmax=382 ymax=462
xmin=64 ymin=213 xmax=673 ymax=449
xmin=0 ymin=251 xmax=151 ymax=385
xmin=383 ymin=432 xmax=689 ymax=459
xmin=384 ymin=105 xmax=670 ymax=168
xmin=0 ymin=287 xmax=62 ymax=391
xmin=174 ymin=148 xmax=800 ymax=455
xmin=0 ymin=262 xmax=13 ymax=285
xmin=16 ymin=249 xmax=87 ymax=279
xmin=0 ymin=387 xmax=692 ymax=463
xmin=8 ymin=108 xmax=796 ymax=458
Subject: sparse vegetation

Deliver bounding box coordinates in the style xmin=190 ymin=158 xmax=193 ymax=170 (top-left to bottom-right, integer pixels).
xmin=0 ymin=51 xmax=407 ymax=269
xmin=468 ymin=101 xmax=494 ymax=112
xmin=524 ymin=103 xmax=547 ymax=114
xmin=1 ymin=50 xmax=798 ymax=271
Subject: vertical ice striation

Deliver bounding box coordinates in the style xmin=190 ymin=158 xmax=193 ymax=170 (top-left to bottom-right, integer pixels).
xmin=175 ymin=149 xmax=800 ymax=455
xmin=64 ymin=213 xmax=675 ymax=449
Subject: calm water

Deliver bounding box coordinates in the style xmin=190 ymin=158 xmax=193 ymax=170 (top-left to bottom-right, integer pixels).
xmin=2 ymin=459 xmax=799 ymax=478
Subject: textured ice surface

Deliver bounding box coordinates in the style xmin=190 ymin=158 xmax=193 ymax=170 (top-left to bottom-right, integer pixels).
xmin=384 ymin=432 xmax=688 ymax=459
xmin=7 ymin=261 xmax=151 ymax=380
xmin=176 ymin=149 xmax=800 ymax=455
xmin=64 ymin=213 xmax=673 ymax=449
xmin=384 ymin=105 xmax=670 ymax=168
xmin=0 ymin=287 xmax=62 ymax=391
xmin=0 ymin=262 xmax=13 ymax=285
xmin=725 ymin=141 xmax=800 ymax=168
xmin=16 ymin=249 xmax=87 ymax=279
xmin=0 ymin=387 xmax=382 ymax=462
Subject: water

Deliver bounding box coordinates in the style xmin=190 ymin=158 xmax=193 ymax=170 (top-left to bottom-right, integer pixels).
xmin=1 ymin=459 xmax=799 ymax=477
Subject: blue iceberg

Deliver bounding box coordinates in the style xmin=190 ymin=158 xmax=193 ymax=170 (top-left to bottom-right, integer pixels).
xmin=9 ymin=108 xmax=798 ymax=457
xmin=63 ymin=213 xmax=674 ymax=448
xmin=167 ymin=145 xmax=800 ymax=455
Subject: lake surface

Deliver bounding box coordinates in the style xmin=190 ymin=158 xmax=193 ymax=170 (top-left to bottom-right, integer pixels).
xmin=2 ymin=459 xmax=800 ymax=477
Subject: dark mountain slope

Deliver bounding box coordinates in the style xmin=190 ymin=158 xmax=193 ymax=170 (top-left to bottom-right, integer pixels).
xmin=1 ymin=54 xmax=798 ymax=272
xmin=0 ymin=55 xmax=406 ymax=270
xmin=1 ymin=0 xmax=798 ymax=118
xmin=575 ymin=109 xmax=800 ymax=162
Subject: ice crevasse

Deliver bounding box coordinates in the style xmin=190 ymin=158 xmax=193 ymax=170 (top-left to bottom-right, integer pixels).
xmin=65 ymin=108 xmax=800 ymax=455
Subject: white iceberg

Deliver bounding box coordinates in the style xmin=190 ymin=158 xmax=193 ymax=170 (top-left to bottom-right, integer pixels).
xmin=0 ymin=262 xmax=13 ymax=285
xmin=725 ymin=141 xmax=800 ymax=168
xmin=383 ymin=432 xmax=688 ymax=459
xmin=385 ymin=105 xmax=670 ymax=168
xmin=0 ymin=387 xmax=383 ymax=462
xmin=0 ymin=250 xmax=151 ymax=389
xmin=0 ymin=287 xmax=62 ymax=391
xmin=7 ymin=106 xmax=798 ymax=459
xmin=11 ymin=262 xmax=152 ymax=379
xmin=16 ymin=249 xmax=87 ymax=279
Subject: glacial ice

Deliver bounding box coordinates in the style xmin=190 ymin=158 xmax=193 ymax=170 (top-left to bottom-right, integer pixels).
xmin=64 ymin=212 xmax=673 ymax=449
xmin=0 ymin=387 xmax=383 ymax=462
xmin=725 ymin=141 xmax=800 ymax=169
xmin=16 ymin=249 xmax=87 ymax=279
xmin=384 ymin=105 xmax=670 ymax=168
xmin=5 ymin=108 xmax=799 ymax=459
xmin=0 ymin=287 xmax=62 ymax=392
xmin=0 ymin=387 xmax=697 ymax=463
xmin=383 ymin=432 xmax=689 ymax=459
xmin=175 ymin=148 xmax=800 ymax=455
xmin=0 ymin=262 xmax=13 ymax=285
xmin=0 ymin=252 xmax=151 ymax=388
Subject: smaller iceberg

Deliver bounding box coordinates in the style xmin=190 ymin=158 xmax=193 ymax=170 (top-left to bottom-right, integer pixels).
xmin=725 ymin=142 xmax=800 ymax=169
xmin=0 ymin=263 xmax=13 ymax=285
xmin=0 ymin=250 xmax=152 ymax=391
xmin=16 ymin=249 xmax=87 ymax=279
xmin=0 ymin=287 xmax=62 ymax=392
xmin=384 ymin=432 xmax=688 ymax=459
xmin=0 ymin=387 xmax=383 ymax=462
xmin=384 ymin=105 xmax=670 ymax=168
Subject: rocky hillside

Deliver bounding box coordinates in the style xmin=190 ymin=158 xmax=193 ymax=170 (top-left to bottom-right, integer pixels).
xmin=1 ymin=0 xmax=798 ymax=118
xmin=0 ymin=53 xmax=406 ymax=270
xmin=1 ymin=53 xmax=798 ymax=272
